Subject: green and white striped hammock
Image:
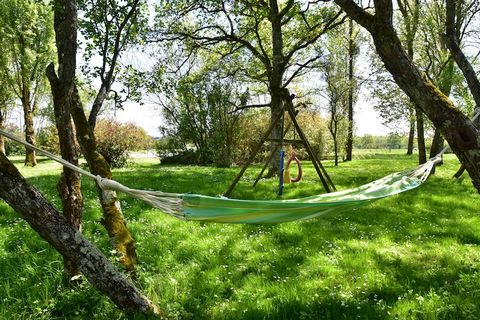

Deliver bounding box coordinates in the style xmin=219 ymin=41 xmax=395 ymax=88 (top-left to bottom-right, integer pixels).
xmin=97 ymin=159 xmax=438 ymax=223
xmin=0 ymin=128 xmax=440 ymax=224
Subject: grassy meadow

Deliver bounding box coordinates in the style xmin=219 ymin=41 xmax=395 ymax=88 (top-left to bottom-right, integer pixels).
xmin=0 ymin=150 xmax=479 ymax=319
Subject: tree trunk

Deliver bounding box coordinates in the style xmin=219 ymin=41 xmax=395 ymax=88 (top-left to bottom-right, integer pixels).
xmin=406 ymin=110 xmax=415 ymax=155
xmin=345 ymin=18 xmax=355 ymax=161
xmin=23 ymin=105 xmax=37 ymax=167
xmin=47 ymin=68 xmax=84 ymax=277
xmin=429 ymin=129 xmax=444 ymax=159
xmin=49 ymin=77 xmax=84 ymax=276
xmin=88 ymin=85 xmax=108 ymax=130
xmin=444 ymin=0 xmax=480 ymax=180
xmin=333 ymin=135 xmax=339 ymax=166
xmin=46 ymin=0 xmax=85 ymax=278
xmin=70 ymin=87 xmax=137 ymax=273
xmin=50 ymin=0 xmax=137 ymax=274
xmin=0 ymin=111 xmax=5 ymax=155
xmin=267 ymin=92 xmax=283 ymax=177
xmin=266 ymin=0 xmax=285 ymax=177
xmin=0 ymin=153 xmax=161 ymax=316
xmin=415 ymin=106 xmax=426 ymax=164
xmin=334 ymin=0 xmax=480 ymax=192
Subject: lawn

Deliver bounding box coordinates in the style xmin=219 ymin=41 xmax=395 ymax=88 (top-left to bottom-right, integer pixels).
xmin=0 ymin=151 xmax=479 ymax=319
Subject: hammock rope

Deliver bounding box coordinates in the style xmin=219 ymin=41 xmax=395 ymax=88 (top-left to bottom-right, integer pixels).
xmin=0 ymin=110 xmax=472 ymax=224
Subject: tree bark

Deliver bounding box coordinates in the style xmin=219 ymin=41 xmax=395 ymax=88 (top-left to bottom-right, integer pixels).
xmin=70 ymin=87 xmax=137 ymax=273
xmin=0 ymin=111 xmax=5 ymax=155
xmin=334 ymin=0 xmax=480 ymax=192
xmin=46 ymin=0 xmax=85 ymax=277
xmin=47 ymin=65 xmax=84 ymax=277
xmin=49 ymin=0 xmax=138 ymax=273
xmin=88 ymin=85 xmax=108 ymax=130
xmin=415 ymin=106 xmax=427 ymax=164
xmin=429 ymin=59 xmax=455 ymax=166
xmin=23 ymin=104 xmax=37 ymax=167
xmin=406 ymin=112 xmax=415 ymax=155
xmin=429 ymin=129 xmax=444 ymax=160
xmin=444 ymin=0 xmax=480 ymax=179
xmin=266 ymin=0 xmax=286 ymax=178
xmin=0 ymin=153 xmax=161 ymax=316
xmin=345 ymin=18 xmax=355 ymax=161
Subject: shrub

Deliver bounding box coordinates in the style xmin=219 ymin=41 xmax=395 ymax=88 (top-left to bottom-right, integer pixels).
xmin=37 ymin=125 xmax=61 ymax=155
xmin=4 ymin=124 xmax=24 ymax=156
xmin=95 ymin=119 xmax=152 ymax=168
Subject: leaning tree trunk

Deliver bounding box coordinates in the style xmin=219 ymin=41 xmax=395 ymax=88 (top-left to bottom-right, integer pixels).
xmin=70 ymin=87 xmax=137 ymax=273
xmin=0 ymin=153 xmax=161 ymax=316
xmin=334 ymin=0 xmax=480 ymax=192
xmin=23 ymin=102 xmax=37 ymax=167
xmin=415 ymin=106 xmax=427 ymax=164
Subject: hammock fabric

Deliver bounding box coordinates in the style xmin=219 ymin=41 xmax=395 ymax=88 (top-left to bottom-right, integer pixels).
xmin=0 ymin=128 xmax=440 ymax=225
xmin=97 ymin=158 xmax=440 ymax=224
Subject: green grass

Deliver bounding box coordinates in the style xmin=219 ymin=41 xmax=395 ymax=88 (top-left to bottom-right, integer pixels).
xmin=0 ymin=151 xmax=479 ymax=319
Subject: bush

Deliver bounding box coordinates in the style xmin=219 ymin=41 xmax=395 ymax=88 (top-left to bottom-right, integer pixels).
xmin=4 ymin=124 xmax=24 ymax=156
xmin=37 ymin=125 xmax=61 ymax=155
xmin=95 ymin=119 xmax=152 ymax=168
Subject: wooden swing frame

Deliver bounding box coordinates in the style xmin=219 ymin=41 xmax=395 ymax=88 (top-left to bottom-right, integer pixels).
xmin=224 ymin=89 xmax=336 ymax=197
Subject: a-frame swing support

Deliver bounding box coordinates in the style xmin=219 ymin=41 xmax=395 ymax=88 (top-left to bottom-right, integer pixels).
xmin=224 ymin=89 xmax=336 ymax=197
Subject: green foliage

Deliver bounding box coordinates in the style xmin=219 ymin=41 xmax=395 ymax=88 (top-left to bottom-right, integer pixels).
xmin=0 ymin=0 xmax=54 ymax=105
xmin=94 ymin=119 xmax=152 ymax=168
xmin=4 ymin=124 xmax=24 ymax=156
xmin=78 ymin=0 xmax=147 ymax=108
xmin=0 ymin=152 xmax=479 ymax=319
xmin=159 ymin=71 xmax=242 ymax=167
xmin=36 ymin=126 xmax=61 ymax=155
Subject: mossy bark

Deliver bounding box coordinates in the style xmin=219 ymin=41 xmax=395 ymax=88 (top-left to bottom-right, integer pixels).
xmin=70 ymin=87 xmax=137 ymax=272
xmin=0 ymin=153 xmax=162 ymax=316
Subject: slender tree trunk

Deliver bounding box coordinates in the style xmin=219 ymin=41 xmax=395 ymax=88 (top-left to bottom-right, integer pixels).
xmin=415 ymin=106 xmax=427 ymax=164
xmin=406 ymin=111 xmax=415 ymax=155
xmin=0 ymin=111 xmax=5 ymax=155
xmin=88 ymin=85 xmax=108 ymax=130
xmin=23 ymin=103 xmax=37 ymax=166
xmin=334 ymin=0 xmax=480 ymax=192
xmin=0 ymin=153 xmax=161 ymax=315
xmin=429 ymin=59 xmax=454 ymax=167
xmin=429 ymin=129 xmax=444 ymax=174
xmin=345 ymin=18 xmax=355 ymax=161
xmin=430 ymin=130 xmax=444 ymax=158
xmin=333 ymin=134 xmax=339 ymax=166
xmin=70 ymin=87 xmax=137 ymax=272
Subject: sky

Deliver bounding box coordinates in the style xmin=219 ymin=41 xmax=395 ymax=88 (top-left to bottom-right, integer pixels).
xmin=108 ymin=96 xmax=389 ymax=138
